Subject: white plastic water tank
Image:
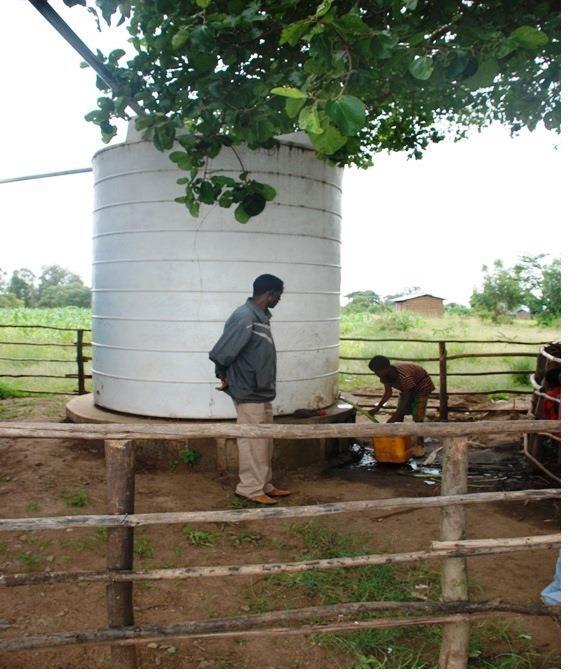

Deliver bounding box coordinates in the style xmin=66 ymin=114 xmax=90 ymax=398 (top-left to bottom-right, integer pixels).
xmin=91 ymin=129 xmax=342 ymax=418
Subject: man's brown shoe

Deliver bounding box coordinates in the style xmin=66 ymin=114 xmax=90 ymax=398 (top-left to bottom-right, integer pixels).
xmin=265 ymin=488 xmax=291 ymax=497
xmin=245 ymin=494 xmax=278 ymax=505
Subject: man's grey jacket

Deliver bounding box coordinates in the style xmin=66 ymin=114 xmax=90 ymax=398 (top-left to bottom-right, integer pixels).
xmin=209 ymin=298 xmax=277 ymax=403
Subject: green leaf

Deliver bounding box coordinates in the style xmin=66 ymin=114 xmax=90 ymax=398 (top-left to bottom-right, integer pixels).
xmin=315 ymin=0 xmax=332 ymax=17
xmin=169 ymin=151 xmax=193 ymax=170
xmin=270 ymin=86 xmax=307 ymax=99
xmin=196 ymin=0 xmax=211 ymax=7
xmin=176 ymin=177 xmax=189 ymax=185
xmin=234 ymin=204 xmax=250 ymax=224
xmin=326 ymin=95 xmax=366 ymax=136
xmin=298 ymin=105 xmax=323 ymax=134
xmin=285 ymin=97 xmax=306 ymax=119
xmin=172 ymin=29 xmax=190 ymax=49
xmin=211 ymin=175 xmax=236 ymax=187
xmin=409 ymin=55 xmax=434 ymax=80
xmin=496 ymin=37 xmax=519 ymax=59
xmin=199 ymin=181 xmax=216 ymax=204
xmin=280 ymin=20 xmax=310 ymax=46
xmin=404 ymin=0 xmax=418 ymax=10
xmin=309 ymin=125 xmax=347 ymax=155
xmin=463 ymin=58 xmax=499 ymax=89
xmin=335 ymin=14 xmax=372 ymax=36
xmin=242 ymin=193 xmax=266 ymax=217
xmin=510 ymin=25 xmax=549 ymax=49
xmin=174 ymin=196 xmax=187 ymax=204
xmin=188 ymin=201 xmax=200 ymax=217
xmin=260 ymin=184 xmax=277 ymax=201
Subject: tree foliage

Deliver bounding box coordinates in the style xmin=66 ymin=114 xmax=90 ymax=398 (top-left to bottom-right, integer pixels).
xmin=1 ymin=266 xmax=91 ymax=308
xmin=66 ymin=0 xmax=560 ymax=220
xmin=470 ymin=255 xmax=560 ymax=322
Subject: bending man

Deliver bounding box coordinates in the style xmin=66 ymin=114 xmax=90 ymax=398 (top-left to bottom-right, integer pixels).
xmin=368 ymin=355 xmax=435 ymax=455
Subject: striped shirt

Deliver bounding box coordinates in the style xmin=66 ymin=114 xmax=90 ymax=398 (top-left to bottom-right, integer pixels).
xmin=393 ymin=363 xmax=434 ymax=396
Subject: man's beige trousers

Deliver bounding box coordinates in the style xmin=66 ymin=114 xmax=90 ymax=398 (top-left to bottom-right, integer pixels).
xmin=234 ymin=401 xmax=274 ymax=498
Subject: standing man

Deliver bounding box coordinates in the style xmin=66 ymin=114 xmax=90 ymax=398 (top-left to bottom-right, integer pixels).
xmin=368 ymin=355 xmax=435 ymax=455
xmin=209 ymin=274 xmax=290 ymax=505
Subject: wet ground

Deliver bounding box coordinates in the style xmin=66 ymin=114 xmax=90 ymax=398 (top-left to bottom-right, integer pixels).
xmin=329 ymin=438 xmax=555 ymax=492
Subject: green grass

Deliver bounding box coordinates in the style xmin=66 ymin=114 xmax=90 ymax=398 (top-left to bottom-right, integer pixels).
xmin=340 ymin=312 xmax=559 ymax=393
xmin=246 ymin=522 xmax=556 ymax=669
xmin=0 ymin=307 xmax=91 ymax=395
xmin=183 ymin=527 xmax=218 ymax=546
xmin=180 ymin=447 xmax=201 ymax=467
xmin=61 ymin=488 xmax=88 ymax=508
xmin=134 ymin=535 xmax=154 ymax=559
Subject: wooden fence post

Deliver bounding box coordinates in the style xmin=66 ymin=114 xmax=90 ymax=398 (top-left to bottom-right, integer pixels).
xmin=105 ymin=440 xmax=137 ymax=668
xmin=439 ymin=437 xmax=469 ymax=668
xmin=76 ymin=329 xmax=86 ymax=395
xmin=438 ymin=341 xmax=448 ymax=421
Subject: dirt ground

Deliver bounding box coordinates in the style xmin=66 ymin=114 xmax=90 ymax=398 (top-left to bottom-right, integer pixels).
xmin=0 ymin=397 xmax=561 ymax=669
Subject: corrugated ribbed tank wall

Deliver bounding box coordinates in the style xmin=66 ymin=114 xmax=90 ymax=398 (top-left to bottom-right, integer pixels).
xmin=91 ymin=132 xmax=342 ymax=418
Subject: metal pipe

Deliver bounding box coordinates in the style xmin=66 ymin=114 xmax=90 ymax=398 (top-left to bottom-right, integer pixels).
xmin=27 ymin=0 xmax=144 ymax=115
xmin=0 ymin=167 xmax=92 ymax=185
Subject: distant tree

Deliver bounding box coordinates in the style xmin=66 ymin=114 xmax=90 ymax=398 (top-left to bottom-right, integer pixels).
xmin=38 ymin=265 xmax=83 ymax=295
xmin=37 ymin=283 xmax=92 ymax=308
xmin=514 ymin=254 xmax=560 ymax=321
xmin=0 ymin=293 xmax=24 ymax=308
xmin=470 ymin=260 xmax=524 ymax=321
xmin=540 ymin=258 xmax=561 ymax=319
xmin=344 ymin=290 xmax=384 ymax=312
xmin=8 ymin=269 xmax=37 ymax=307
xmin=0 ymin=267 xmax=7 ymax=293
xmin=471 ymin=256 xmax=560 ymax=322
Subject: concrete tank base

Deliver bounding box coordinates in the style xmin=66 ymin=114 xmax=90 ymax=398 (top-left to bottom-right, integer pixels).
xmin=66 ymin=394 xmax=356 ymax=474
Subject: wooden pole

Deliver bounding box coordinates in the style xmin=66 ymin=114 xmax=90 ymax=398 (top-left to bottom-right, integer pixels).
xmin=439 ymin=437 xmax=470 ymax=668
xmin=0 ymin=418 xmax=560 ymax=441
xmin=0 ymin=533 xmax=560 ymax=588
xmin=76 ymin=329 xmax=86 ymax=395
xmin=439 ymin=341 xmax=448 ymax=421
xmin=105 ymin=440 xmax=137 ymax=669
xmin=0 ymin=489 xmax=559 ymax=532
xmin=0 ymin=603 xmax=559 ymax=653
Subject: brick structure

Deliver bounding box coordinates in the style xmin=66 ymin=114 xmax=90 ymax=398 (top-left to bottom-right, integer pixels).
xmin=392 ymin=292 xmax=445 ymax=317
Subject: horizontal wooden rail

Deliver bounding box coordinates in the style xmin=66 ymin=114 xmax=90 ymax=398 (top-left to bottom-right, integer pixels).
xmin=0 ymin=534 xmax=559 ymax=588
xmin=341 ymin=356 xmax=440 ymax=362
xmin=0 ymin=419 xmax=559 ymax=441
xmin=0 ymin=374 xmax=85 ymax=379
xmin=446 ymin=352 xmax=537 ymax=360
xmin=0 ymin=489 xmax=559 ymax=532
xmin=341 ymin=369 xmax=532 ymax=377
xmin=340 ymin=337 xmax=548 ymax=345
xmin=0 ymin=341 xmax=78 ymax=347
xmin=0 ymin=600 xmax=558 ymax=653
xmin=0 ymin=357 xmax=79 ymax=363
xmin=0 ymin=324 xmax=91 ymax=332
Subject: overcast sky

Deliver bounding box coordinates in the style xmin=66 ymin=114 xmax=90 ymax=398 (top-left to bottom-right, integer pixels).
xmin=0 ymin=1 xmax=562 ymax=305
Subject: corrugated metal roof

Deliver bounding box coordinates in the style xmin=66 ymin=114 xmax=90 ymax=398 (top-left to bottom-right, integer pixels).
xmin=391 ymin=292 xmax=445 ymax=303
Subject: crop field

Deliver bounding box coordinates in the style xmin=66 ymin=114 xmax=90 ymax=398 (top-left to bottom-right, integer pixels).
xmin=340 ymin=311 xmax=560 ymax=394
xmin=0 ymin=308 xmax=92 ymax=397
xmin=0 ymin=307 xmax=560 ymax=399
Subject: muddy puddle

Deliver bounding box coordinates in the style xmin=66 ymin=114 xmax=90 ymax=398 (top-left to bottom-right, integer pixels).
xmin=329 ymin=439 xmax=553 ymax=491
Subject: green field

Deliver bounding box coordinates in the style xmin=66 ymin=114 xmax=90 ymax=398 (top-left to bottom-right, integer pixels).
xmin=340 ymin=311 xmax=559 ymax=394
xmin=0 ymin=307 xmax=560 ymax=398
xmin=0 ymin=308 xmax=92 ymax=396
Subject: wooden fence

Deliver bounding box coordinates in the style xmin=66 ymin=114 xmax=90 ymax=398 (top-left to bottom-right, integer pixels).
xmin=0 ymin=418 xmax=561 ymax=668
xmin=340 ymin=336 xmax=554 ymax=420
xmin=0 ymin=324 xmax=91 ymax=395
xmin=0 ymin=328 xmax=555 ymax=412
